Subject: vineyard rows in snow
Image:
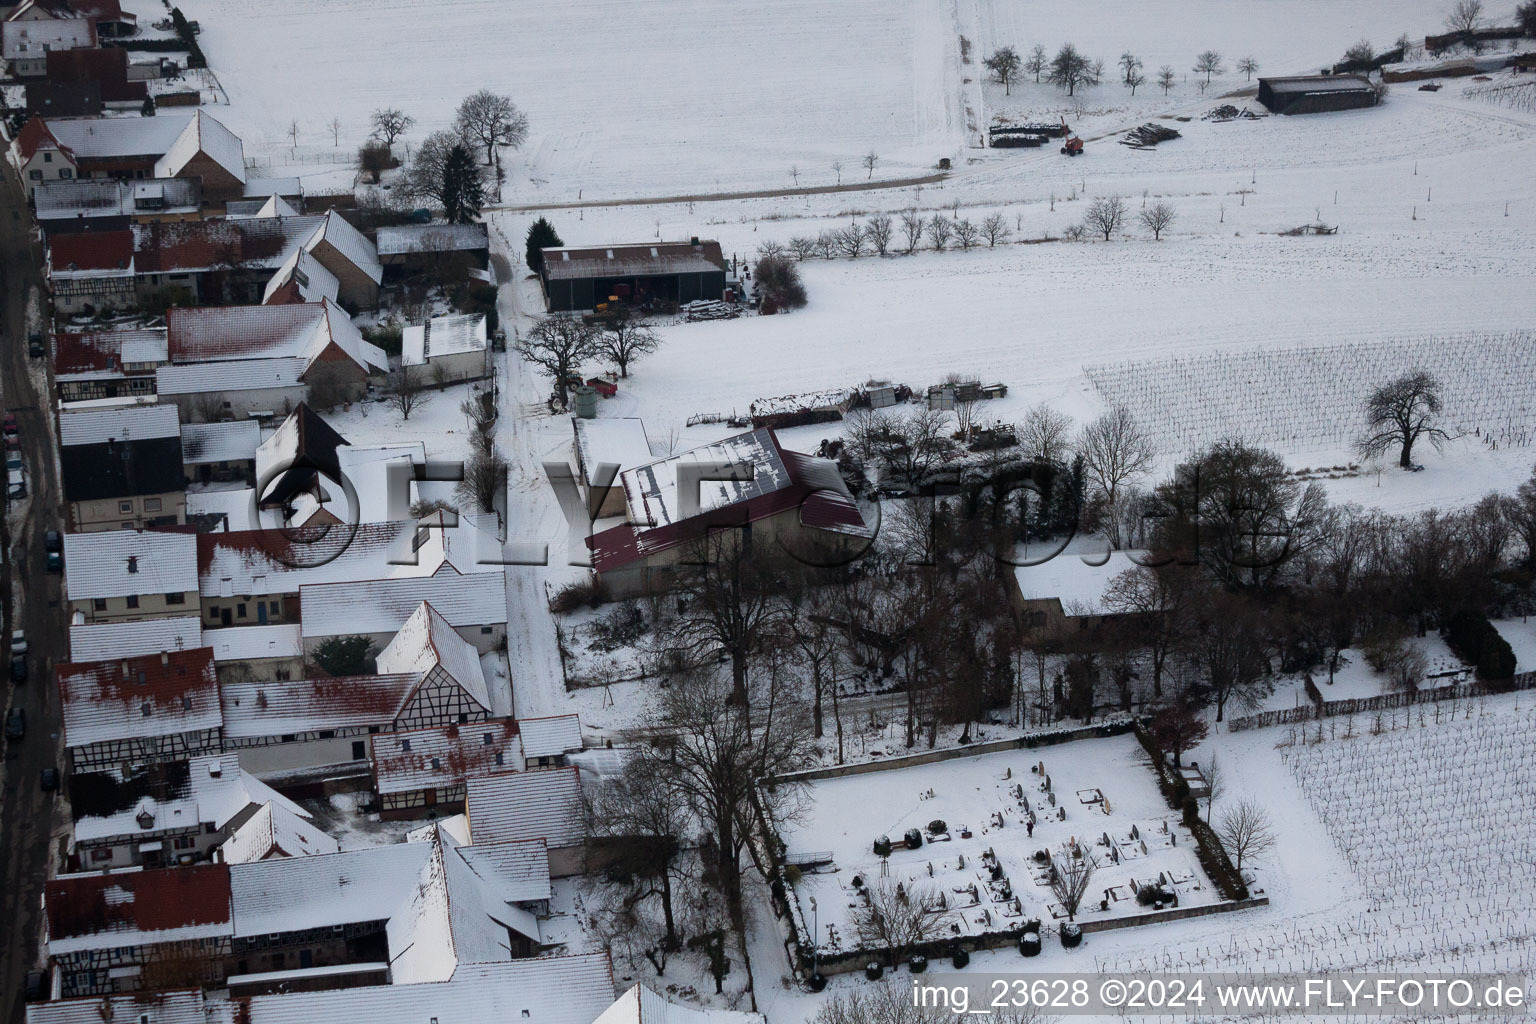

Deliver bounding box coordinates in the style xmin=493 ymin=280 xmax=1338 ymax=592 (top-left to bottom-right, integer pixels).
xmin=1084 ymin=331 xmax=1536 ymax=457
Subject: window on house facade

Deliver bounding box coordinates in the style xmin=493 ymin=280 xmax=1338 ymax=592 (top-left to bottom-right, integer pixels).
xmin=317 ymin=730 xmax=335 ymax=739
xmin=28 ymin=170 xmax=42 ymax=181
xmin=458 ymin=713 xmax=469 ymax=724
xmin=60 ymin=168 xmax=72 ymax=179
xmin=166 ymin=593 xmax=185 ymax=605
xmin=269 ymin=601 xmax=279 ymax=615
xmin=173 ymin=836 xmax=195 ymax=850
xmin=481 ymin=626 xmax=493 ymax=634
xmin=119 ymin=500 xmax=133 ymax=513
xmin=42 ymin=153 xmax=52 ymax=164
xmin=93 ymin=598 xmax=107 ymax=611
xmin=352 ymin=740 xmax=366 ymax=760
xmin=91 ymin=847 xmax=112 ymax=862
xmin=280 ymin=734 xmax=296 ymax=742
xmin=144 ymin=498 xmax=162 ymax=512
xmin=236 ymin=603 xmax=246 ymax=618
xmin=400 ymin=738 xmax=411 ymax=752
xmin=126 ymin=595 xmax=140 ymax=609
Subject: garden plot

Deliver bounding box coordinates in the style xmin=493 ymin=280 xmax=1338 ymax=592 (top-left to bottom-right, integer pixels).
xmin=780 ymin=735 xmax=1217 ymax=960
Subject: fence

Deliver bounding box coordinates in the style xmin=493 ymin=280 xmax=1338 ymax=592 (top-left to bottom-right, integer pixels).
xmin=1227 ymin=671 xmax=1536 ymax=731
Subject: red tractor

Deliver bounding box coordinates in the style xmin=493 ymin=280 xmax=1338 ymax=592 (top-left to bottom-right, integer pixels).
xmin=1060 ymin=118 xmax=1084 ymax=156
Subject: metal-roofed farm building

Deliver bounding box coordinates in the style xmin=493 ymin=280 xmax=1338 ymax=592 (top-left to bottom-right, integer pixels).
xmin=1257 ymin=74 xmax=1378 ymax=115
xmin=539 ymin=239 xmax=727 ymax=313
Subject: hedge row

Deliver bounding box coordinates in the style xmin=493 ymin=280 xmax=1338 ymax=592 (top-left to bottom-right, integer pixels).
xmin=169 ymin=8 xmax=207 ymax=69
xmin=1445 ymin=609 xmax=1517 ymax=682
xmin=1133 ymin=723 xmax=1250 ymax=901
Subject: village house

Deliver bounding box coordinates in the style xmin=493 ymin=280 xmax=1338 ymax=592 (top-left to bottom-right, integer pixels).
xmin=68 ymin=614 xmax=202 ymax=664
xmin=401 ymin=312 xmax=489 ymax=384
xmin=45 ymin=45 xmax=145 ymax=109
xmin=46 ymin=229 xmax=134 ymax=315
xmin=56 ymin=646 xmax=221 ymax=773
xmin=1009 ymin=548 xmax=1152 ymax=636
xmin=2 ymin=15 xmax=93 ymax=78
xmin=585 ymin=427 xmax=868 ymax=597
xmin=68 ymin=752 xmax=337 ymax=870
xmin=131 ymin=216 xmax=322 ymax=305
xmin=370 ymin=719 xmax=521 ymax=818
xmin=7 ymin=0 xmax=136 ymax=38
xmin=53 ymin=328 xmax=166 ymax=403
xmin=63 ymin=529 xmax=199 ymax=624
xmin=464 ymin=767 xmax=587 ymax=877
xmin=180 ymin=418 xmax=259 ymax=486
xmin=59 ymin=404 xmax=186 ymax=531
xmin=571 ymin=416 xmax=654 ymax=519
xmin=34 ymin=177 xmax=202 ymax=238
xmin=204 ymin=623 xmax=304 ymax=684
xmin=9 ymin=118 xmax=77 ymax=198
xmin=15 ymin=110 xmax=242 ymax=196
xmin=517 ymin=713 xmax=583 ymax=769
xmin=375 ymin=222 xmax=490 ymax=284
xmin=157 ymin=301 xmax=386 ymax=421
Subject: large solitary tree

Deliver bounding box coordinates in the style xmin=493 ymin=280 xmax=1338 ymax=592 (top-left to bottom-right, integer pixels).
xmin=600 ymin=312 xmax=661 ymax=378
xmin=1356 ymin=370 xmax=1453 ymax=469
xmin=1048 ymin=43 xmax=1094 ymax=95
xmin=516 ymin=316 xmax=603 ymax=407
xmin=369 ymin=107 xmax=414 ymax=150
xmin=1193 ymin=49 xmax=1225 ymax=83
xmin=454 ymin=89 xmax=530 ymax=165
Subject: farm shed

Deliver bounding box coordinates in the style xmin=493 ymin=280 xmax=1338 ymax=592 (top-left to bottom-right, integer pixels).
xmin=540 ymin=239 xmax=726 ymax=313
xmin=1257 ymin=75 xmax=1377 ymax=115
xmin=401 ymin=313 xmax=489 ymax=383
xmin=572 ymin=416 xmax=653 ymax=519
xmin=376 ymin=223 xmax=489 ymax=282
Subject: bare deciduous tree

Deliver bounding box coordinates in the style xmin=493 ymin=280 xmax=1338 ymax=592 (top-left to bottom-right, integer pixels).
xmin=981 ymin=212 xmax=1010 ymax=247
xmin=952 ymin=217 xmax=979 ymax=250
xmin=867 ymin=212 xmax=894 ymax=255
xmin=1194 ymin=49 xmax=1225 ymax=83
xmin=1157 ymin=64 xmax=1177 ymax=94
xmin=668 ymin=533 xmax=783 ymax=704
xmin=788 ymin=235 xmax=819 ymax=261
xmin=327 ymin=116 xmax=342 ymax=147
xmin=455 ymin=89 xmax=529 ymax=164
xmin=1119 ymin=51 xmax=1142 ymax=83
xmin=1048 ymin=42 xmax=1094 ymax=95
xmin=1236 ymin=56 xmax=1259 ymax=81
xmin=862 ymin=151 xmax=880 ymax=178
xmin=983 ymin=45 xmax=1023 ymax=94
xmin=900 ymin=208 xmax=925 ymax=253
xmin=837 ymin=220 xmax=868 ymax=258
xmin=1356 ymin=370 xmax=1453 ymax=469
xmin=925 ymin=214 xmax=952 ymax=251
xmin=1025 ymin=43 xmax=1048 ymax=83
xmin=854 ymin=881 xmax=953 ymax=966
xmin=1077 ymin=406 xmax=1155 ymax=508
xmin=600 ymin=313 xmax=660 ymax=378
xmin=586 ymin=751 xmax=688 ymax=954
xmin=832 ymin=160 xmax=843 ymax=185
xmin=1444 ymin=0 xmax=1484 ymax=37
xmin=516 ymin=316 xmax=604 ymax=407
xmin=1140 ymin=200 xmax=1176 ymax=240
xmin=370 ymin=107 xmax=415 ymax=149
xmin=1217 ymin=799 xmax=1277 ymax=873
xmin=1049 ymin=845 xmax=1097 ymax=920
xmin=1126 ymin=68 xmax=1146 ymax=94
xmin=1019 ymin=403 xmax=1074 ymax=463
xmin=1083 ymin=195 xmax=1127 ymax=240
xmin=388 ymin=363 xmax=430 ymax=420
xmin=458 ymin=446 xmax=508 ymax=513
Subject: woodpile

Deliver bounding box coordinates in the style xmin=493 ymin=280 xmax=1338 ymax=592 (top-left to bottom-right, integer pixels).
xmin=1202 ymin=104 xmax=1266 ymax=121
xmin=683 ymin=299 xmax=738 ymax=321
xmin=1120 ymin=123 xmax=1182 ymax=148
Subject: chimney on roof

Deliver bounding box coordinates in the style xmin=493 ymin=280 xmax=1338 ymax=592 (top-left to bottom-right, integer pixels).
xmin=126 ymin=555 xmax=139 ymax=574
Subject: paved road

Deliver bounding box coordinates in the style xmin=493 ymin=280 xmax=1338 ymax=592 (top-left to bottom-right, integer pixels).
xmin=0 ymin=158 xmax=65 ymax=1024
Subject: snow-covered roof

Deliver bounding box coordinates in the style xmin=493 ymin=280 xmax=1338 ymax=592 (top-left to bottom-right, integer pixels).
xmin=241 ymin=954 xmax=616 ymax=1024
xmin=1260 ymin=74 xmax=1374 ymax=94
xmin=594 ymin=986 xmax=765 ymax=1024
xmin=58 ymin=647 xmax=220 ymax=748
xmin=219 ymin=673 xmax=419 ymax=738
xmin=69 ymin=616 xmax=202 ymax=663
xmin=45 ymin=865 xmax=234 ymax=956
xmin=244 ymin=176 xmax=302 ymax=199
xmin=375 ymin=223 xmax=488 ymax=256
xmin=1012 ymin=549 xmax=1149 ymax=616
xmin=165 ymin=300 xmax=384 ymax=376
xmin=156 ymin=357 xmax=307 ymax=396
xmin=3 ymin=18 xmax=94 ymax=60
xmin=401 ymin=313 xmax=486 ymax=366
xmin=299 ymin=571 xmax=508 ymax=638
xmin=452 ymin=838 xmax=552 ymax=904
xmin=220 ymin=800 xmax=340 ymax=863
xmin=518 ymin=714 xmax=583 ymax=760
xmin=153 ymin=109 xmax=246 ymax=184
xmin=262 ymin=247 xmax=339 ymax=304
xmin=542 ymin=240 xmax=724 ymax=282
xmin=206 ymin=623 xmax=303 ymax=663
xmin=466 ymin=767 xmax=586 ymax=848
xmin=440 ymin=840 xmax=543 ymax=966
xmin=573 ymin=417 xmax=654 ymax=489
xmin=59 ymin=402 xmax=179 ymax=446
xmin=303 ymin=209 xmax=382 ymax=284
xmin=371 ymin=720 xmax=521 ymax=795
xmin=180 ymin=418 xmax=261 ymax=465
xmin=63 ymin=529 xmax=198 ymax=600
xmin=229 ymin=842 xmax=433 ymax=936
xmin=26 ymin=990 xmax=211 ymax=1024
xmin=621 ymin=427 xmax=789 ymax=530
xmin=45 ymin=112 xmax=190 ymax=161
xmin=375 ymin=601 xmax=491 ymax=708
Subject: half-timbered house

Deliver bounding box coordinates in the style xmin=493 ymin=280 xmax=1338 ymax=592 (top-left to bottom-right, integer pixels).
xmin=58 ymin=647 xmax=222 ymax=774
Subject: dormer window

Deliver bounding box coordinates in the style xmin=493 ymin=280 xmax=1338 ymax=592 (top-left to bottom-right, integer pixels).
xmin=136 ymin=810 xmax=154 ymax=830
xmin=126 ymin=555 xmax=139 ymax=574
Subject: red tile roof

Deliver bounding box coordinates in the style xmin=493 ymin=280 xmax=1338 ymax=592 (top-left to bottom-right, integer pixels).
xmin=49 ymin=230 xmax=133 ymax=273
xmin=46 ymin=864 xmax=232 ymax=942
xmin=167 ymin=302 xmax=323 ymax=363
xmin=14 ymin=116 xmax=72 ymax=164
xmin=58 ymin=647 xmax=221 ymax=748
xmin=133 ymin=217 xmax=319 ymax=275
xmin=371 ymin=720 xmax=520 ymax=795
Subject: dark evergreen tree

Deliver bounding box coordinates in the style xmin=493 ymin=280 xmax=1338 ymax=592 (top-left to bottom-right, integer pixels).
xmin=525 ymin=216 xmax=563 ymax=273
xmin=441 ymin=144 xmax=484 ymax=224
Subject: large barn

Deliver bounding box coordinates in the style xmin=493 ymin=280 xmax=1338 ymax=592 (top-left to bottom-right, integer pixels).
xmin=1257 ymin=75 xmax=1377 ymax=115
xmin=539 ymin=238 xmax=726 ymax=313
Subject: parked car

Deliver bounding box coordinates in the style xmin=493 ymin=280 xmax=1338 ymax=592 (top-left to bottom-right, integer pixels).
xmin=7 ymin=466 xmax=25 ymax=500
xmin=11 ymin=629 xmax=26 ymax=655
xmin=2 ymin=412 xmax=16 ymax=436
xmin=10 ymin=653 xmax=26 ymax=683
xmin=44 ymin=530 xmax=61 ymax=552
xmin=23 ymin=970 xmax=46 ymax=1001
xmin=27 ymin=333 xmax=44 ymax=358
xmin=5 ymin=451 xmax=20 ymax=474
xmin=5 ymin=707 xmax=25 ymax=740
xmin=39 ymin=767 xmax=59 ymax=791
xmin=46 ymin=550 xmax=62 ymax=573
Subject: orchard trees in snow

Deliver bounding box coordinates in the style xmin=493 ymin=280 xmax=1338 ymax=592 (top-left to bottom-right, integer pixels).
xmin=1157 ymin=65 xmax=1177 ymax=94
xmin=1048 ymin=43 xmax=1095 ymax=95
xmin=1140 ymin=201 xmax=1176 ymax=240
xmin=1025 ymin=44 xmax=1048 ymax=83
xmin=1237 ymin=56 xmax=1259 ymax=81
xmin=983 ymin=46 xmax=1023 ymax=94
xmin=1083 ymin=196 xmax=1127 ymax=240
xmin=1193 ymin=50 xmax=1225 ymax=84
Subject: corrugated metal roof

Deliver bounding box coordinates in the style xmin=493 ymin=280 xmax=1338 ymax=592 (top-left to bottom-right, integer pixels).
xmin=541 ymin=240 xmax=725 ymax=282
xmin=69 ymin=615 xmax=202 ymax=663
xmin=466 ymin=767 xmax=586 ymax=848
xmin=59 ymin=402 xmax=179 ymax=446
xmin=180 ymin=419 xmax=261 ymax=464
xmin=63 ymin=529 xmax=198 ymax=599
xmin=229 ymin=842 xmax=431 ymax=936
xmin=518 ymin=714 xmax=583 ymax=760
xmin=156 ymin=356 xmax=307 ymax=395
xmin=242 ymin=954 xmax=616 ymax=1024
xmin=58 ymin=647 xmax=220 ymax=748
xmin=1260 ymin=74 xmax=1374 ymax=94
xmin=376 ymin=223 xmax=488 ymax=256
xmin=26 ymin=990 xmax=212 ymax=1024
